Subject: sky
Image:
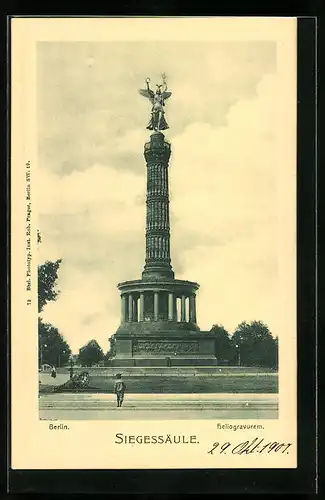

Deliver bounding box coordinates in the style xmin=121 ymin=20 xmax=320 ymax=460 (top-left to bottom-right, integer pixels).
xmin=37 ymin=41 xmax=279 ymax=353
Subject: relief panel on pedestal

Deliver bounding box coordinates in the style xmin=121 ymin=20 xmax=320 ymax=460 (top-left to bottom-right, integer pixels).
xmin=132 ymin=340 xmax=199 ymax=355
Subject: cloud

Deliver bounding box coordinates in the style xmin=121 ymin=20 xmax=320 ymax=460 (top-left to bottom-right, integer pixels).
xmin=38 ymin=43 xmax=280 ymax=352
xmin=168 ymin=73 xmax=279 ymax=335
xmin=38 ymin=41 xmax=276 ymax=175
xmin=170 ymin=72 xmax=277 ymax=239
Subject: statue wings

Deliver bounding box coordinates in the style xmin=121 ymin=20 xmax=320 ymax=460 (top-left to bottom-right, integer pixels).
xmin=139 ymin=88 xmax=172 ymax=103
xmin=162 ymin=91 xmax=172 ymax=100
xmin=139 ymin=88 xmax=155 ymax=103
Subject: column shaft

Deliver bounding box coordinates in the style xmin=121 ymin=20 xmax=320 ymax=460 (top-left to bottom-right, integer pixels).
xmin=142 ymin=134 xmax=174 ymax=280
xmin=168 ymin=292 xmax=174 ymax=321
xmin=128 ymin=294 xmax=133 ymax=322
xmin=154 ymin=292 xmax=159 ymax=321
xmin=174 ymin=296 xmax=178 ymax=321
xmin=139 ymin=293 xmax=145 ymax=321
xmin=133 ymin=298 xmax=138 ymax=322
xmin=181 ymin=295 xmax=186 ymax=322
xmin=189 ymin=295 xmax=197 ymax=323
xmin=121 ymin=295 xmax=127 ymax=323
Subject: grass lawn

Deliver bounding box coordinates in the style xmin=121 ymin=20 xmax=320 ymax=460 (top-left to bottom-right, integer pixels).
xmin=51 ymin=373 xmax=278 ymax=394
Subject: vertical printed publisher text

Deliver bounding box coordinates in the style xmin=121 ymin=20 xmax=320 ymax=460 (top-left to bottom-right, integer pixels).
xmin=25 ymin=161 xmax=32 ymax=303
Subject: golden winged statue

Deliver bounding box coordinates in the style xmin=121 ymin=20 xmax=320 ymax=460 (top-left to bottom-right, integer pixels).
xmin=139 ymin=74 xmax=172 ymax=131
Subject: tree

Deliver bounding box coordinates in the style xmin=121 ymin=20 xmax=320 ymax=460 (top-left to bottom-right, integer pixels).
xmin=274 ymin=336 xmax=279 ymax=370
xmin=37 ymin=233 xmax=70 ymax=367
xmin=37 ymin=230 xmax=62 ymax=313
xmin=231 ymin=320 xmax=278 ymax=368
xmin=104 ymin=335 xmax=116 ymax=365
xmin=38 ymin=318 xmax=71 ymax=367
xmin=210 ymin=324 xmax=234 ymax=364
xmin=38 ymin=259 xmax=62 ymax=313
xmin=78 ymin=340 xmax=104 ymax=367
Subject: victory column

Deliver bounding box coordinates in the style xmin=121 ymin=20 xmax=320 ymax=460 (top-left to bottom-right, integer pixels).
xmin=111 ymin=75 xmax=217 ymax=367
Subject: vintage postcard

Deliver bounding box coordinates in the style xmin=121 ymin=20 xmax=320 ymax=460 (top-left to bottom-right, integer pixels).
xmin=11 ymin=17 xmax=297 ymax=469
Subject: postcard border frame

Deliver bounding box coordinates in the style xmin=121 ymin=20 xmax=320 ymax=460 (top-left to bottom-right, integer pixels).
xmin=6 ymin=15 xmax=317 ymax=495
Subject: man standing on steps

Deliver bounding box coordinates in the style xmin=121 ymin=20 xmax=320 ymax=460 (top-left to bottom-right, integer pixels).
xmin=114 ymin=373 xmax=126 ymax=407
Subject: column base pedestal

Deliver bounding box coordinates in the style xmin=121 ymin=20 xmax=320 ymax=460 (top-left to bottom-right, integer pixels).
xmin=142 ymin=265 xmax=174 ymax=281
xmin=111 ymin=329 xmax=217 ymax=367
xmin=110 ymin=356 xmax=218 ymax=367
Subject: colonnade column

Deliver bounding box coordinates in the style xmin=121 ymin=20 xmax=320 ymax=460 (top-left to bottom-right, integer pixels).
xmin=128 ymin=294 xmax=133 ymax=322
xmin=154 ymin=292 xmax=159 ymax=321
xmin=133 ymin=298 xmax=138 ymax=322
xmin=122 ymin=291 xmax=195 ymax=323
xmin=189 ymin=295 xmax=197 ymax=324
xmin=168 ymin=292 xmax=174 ymax=321
xmin=139 ymin=292 xmax=145 ymax=321
xmin=121 ymin=295 xmax=127 ymax=323
xmin=181 ymin=295 xmax=186 ymax=322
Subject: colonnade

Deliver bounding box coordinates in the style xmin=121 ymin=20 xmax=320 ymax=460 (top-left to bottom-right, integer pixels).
xmin=121 ymin=291 xmax=197 ymax=324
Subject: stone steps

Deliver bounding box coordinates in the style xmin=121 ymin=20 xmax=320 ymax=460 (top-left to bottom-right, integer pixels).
xmin=40 ymin=406 xmax=278 ymax=412
xmin=39 ymin=395 xmax=278 ymax=411
xmin=59 ymin=369 xmax=277 ymax=377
